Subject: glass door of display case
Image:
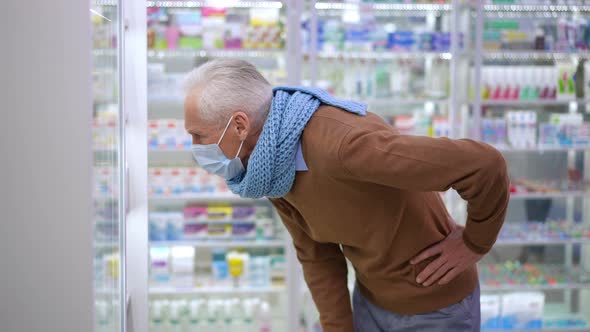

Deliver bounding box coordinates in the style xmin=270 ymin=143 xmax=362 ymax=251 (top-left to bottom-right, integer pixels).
xmin=91 ymin=1 xmax=126 ymax=331
xmin=144 ymin=1 xmax=300 ymax=331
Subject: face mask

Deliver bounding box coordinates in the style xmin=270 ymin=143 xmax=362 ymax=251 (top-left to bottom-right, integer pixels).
xmin=191 ymin=116 xmax=245 ymax=179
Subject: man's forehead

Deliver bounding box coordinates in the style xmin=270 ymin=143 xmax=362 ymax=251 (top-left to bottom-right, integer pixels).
xmin=184 ymin=90 xmax=198 ymax=109
xmin=184 ymin=92 xmax=201 ymax=129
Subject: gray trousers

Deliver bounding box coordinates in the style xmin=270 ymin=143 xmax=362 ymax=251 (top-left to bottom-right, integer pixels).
xmin=353 ymin=284 xmax=481 ymax=332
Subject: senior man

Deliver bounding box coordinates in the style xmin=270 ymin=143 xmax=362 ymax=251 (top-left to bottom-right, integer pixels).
xmin=184 ymin=59 xmax=509 ymax=332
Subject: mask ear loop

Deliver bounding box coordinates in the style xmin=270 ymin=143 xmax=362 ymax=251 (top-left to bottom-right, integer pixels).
xmin=235 ymin=140 xmax=244 ymax=159
xmin=218 ymin=115 xmax=245 ymax=159
xmin=217 ymin=116 xmax=235 ymax=145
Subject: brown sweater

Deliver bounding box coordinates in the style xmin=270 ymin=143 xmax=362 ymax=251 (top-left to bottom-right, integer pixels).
xmin=269 ymin=105 xmax=510 ymax=332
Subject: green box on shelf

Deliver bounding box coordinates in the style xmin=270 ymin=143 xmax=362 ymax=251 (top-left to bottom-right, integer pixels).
xmin=154 ymin=39 xmax=167 ymax=50
xmin=179 ymin=36 xmax=203 ymax=49
xmin=485 ymin=20 xmax=519 ymax=30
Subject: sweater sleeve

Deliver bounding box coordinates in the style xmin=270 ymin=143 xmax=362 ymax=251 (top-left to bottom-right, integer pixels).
xmin=269 ymin=198 xmax=354 ymax=332
xmin=338 ymin=127 xmax=510 ymax=254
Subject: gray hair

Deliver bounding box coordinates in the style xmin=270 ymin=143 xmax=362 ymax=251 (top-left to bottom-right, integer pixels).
xmin=183 ymin=59 xmax=273 ymax=128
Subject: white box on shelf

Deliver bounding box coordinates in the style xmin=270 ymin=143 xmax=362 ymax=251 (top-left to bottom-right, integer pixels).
xmin=480 ymin=294 xmax=501 ymax=330
xmin=500 ymin=292 xmax=545 ymax=330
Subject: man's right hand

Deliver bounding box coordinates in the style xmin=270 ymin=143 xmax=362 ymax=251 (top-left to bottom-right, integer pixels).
xmin=410 ymin=224 xmax=483 ymax=287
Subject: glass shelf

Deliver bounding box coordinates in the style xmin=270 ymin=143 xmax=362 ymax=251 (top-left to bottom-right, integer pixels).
xmin=496 ymin=238 xmax=590 ymax=246
xmin=147 ymin=148 xmax=195 ymax=166
xmin=359 ymin=97 xmax=449 ymax=106
xmin=145 ymin=1 xmax=284 ymax=8
xmin=510 ymin=191 xmax=590 ymax=200
xmin=484 ymin=326 xmax=590 ymax=332
xmin=147 ymin=49 xmax=284 ymax=59
xmin=149 ymin=193 xmax=261 ymax=204
xmin=495 ymin=222 xmax=590 ymax=246
xmin=311 ymin=51 xmax=453 ymax=60
xmin=477 ymin=99 xmax=587 ymax=106
xmin=483 ymin=51 xmax=590 ymax=61
xmin=149 ymin=240 xmax=285 ymax=248
xmin=149 ymin=286 xmax=285 ymax=295
xmin=93 ymin=49 xmax=117 ymax=57
xmin=496 ymin=146 xmax=590 ymax=153
xmin=315 ymin=2 xmax=452 ymax=12
xmin=483 ymin=4 xmax=590 ymax=13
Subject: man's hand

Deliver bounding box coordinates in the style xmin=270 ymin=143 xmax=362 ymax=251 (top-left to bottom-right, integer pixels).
xmin=410 ymin=225 xmax=483 ymax=287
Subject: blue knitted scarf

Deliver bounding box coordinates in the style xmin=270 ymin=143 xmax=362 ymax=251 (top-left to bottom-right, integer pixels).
xmin=226 ymin=86 xmax=367 ymax=199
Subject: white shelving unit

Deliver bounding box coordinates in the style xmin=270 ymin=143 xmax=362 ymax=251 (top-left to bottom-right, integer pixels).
xmin=470 ymin=2 xmax=590 ymax=330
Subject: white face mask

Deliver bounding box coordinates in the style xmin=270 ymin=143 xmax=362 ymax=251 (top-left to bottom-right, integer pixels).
xmin=191 ymin=116 xmax=245 ymax=180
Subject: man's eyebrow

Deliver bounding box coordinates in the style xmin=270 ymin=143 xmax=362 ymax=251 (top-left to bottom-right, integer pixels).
xmin=186 ymin=128 xmax=198 ymax=134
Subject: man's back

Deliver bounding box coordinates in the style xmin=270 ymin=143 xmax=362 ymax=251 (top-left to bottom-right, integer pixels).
xmin=270 ymin=105 xmax=508 ymax=330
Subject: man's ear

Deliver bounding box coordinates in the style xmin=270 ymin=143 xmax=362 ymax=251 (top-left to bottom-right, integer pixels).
xmin=232 ymin=111 xmax=251 ymax=140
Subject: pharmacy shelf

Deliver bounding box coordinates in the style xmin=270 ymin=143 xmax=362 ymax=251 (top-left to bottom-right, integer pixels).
xmin=478 ymin=99 xmax=588 ymax=107
xmin=511 ymin=192 xmax=590 ymax=200
xmin=495 ymin=238 xmax=590 ymax=246
xmin=315 ymin=2 xmax=451 ymax=11
xmin=495 ymin=221 xmax=590 ymax=246
xmin=148 ymin=148 xmax=194 ymax=165
xmin=148 ymin=147 xmax=191 ymax=152
xmin=480 ymin=263 xmax=590 ymax=292
xmin=95 ymin=195 xmax=118 ymax=203
xmin=147 ymin=95 xmax=451 ymax=112
xmin=149 ymin=286 xmax=285 ymax=295
xmin=147 ymin=1 xmax=283 ymax=8
xmin=147 ymin=49 xmax=283 ymax=59
xmin=485 ymin=328 xmax=590 ymax=332
xmin=149 ymin=194 xmax=262 ymax=204
xmin=481 ymin=283 xmax=590 ymax=292
xmin=95 ymin=287 xmax=121 ymax=296
xmin=497 ymin=146 xmax=590 ymax=153
xmin=149 ymin=239 xmax=284 ymax=248
xmin=93 ymin=49 xmax=116 ymax=57
xmin=314 ymin=51 xmax=453 ymax=61
xmin=95 ymin=241 xmax=119 ymax=249
xmin=472 ymin=303 xmax=588 ymax=331
xmin=483 ymin=4 xmax=590 ymax=12
xmin=484 ymin=51 xmax=590 ymax=61
xmin=148 ymin=98 xmax=184 ymax=119
xmin=94 ymin=149 xmax=118 ymax=162
xmin=359 ymin=97 xmax=449 ymax=107
xmin=95 ymin=0 xmax=284 ymax=8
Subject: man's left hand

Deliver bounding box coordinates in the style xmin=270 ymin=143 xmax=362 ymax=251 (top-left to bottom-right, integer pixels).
xmin=410 ymin=225 xmax=483 ymax=287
